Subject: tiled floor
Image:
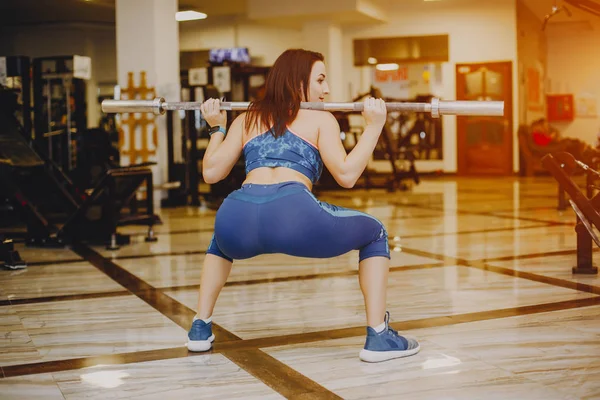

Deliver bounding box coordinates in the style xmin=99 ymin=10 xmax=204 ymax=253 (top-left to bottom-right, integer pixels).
xmin=1 ymin=176 xmax=599 ymax=399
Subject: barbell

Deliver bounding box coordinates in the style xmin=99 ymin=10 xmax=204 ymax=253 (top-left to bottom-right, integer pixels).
xmin=101 ymin=97 xmax=504 ymax=118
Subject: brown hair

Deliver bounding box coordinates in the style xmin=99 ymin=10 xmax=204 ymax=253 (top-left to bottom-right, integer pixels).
xmin=244 ymin=49 xmax=324 ymax=138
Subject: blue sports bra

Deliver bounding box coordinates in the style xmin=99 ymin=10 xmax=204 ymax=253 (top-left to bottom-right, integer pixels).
xmin=243 ymin=128 xmax=323 ymax=183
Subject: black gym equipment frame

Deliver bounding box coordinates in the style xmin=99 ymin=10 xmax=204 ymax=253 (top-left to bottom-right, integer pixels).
xmin=542 ymin=152 xmax=599 ymax=274
xmin=2 ymin=56 xmax=32 ymax=141
xmin=0 ymin=94 xmax=161 ymax=250
xmin=0 ymin=235 xmax=26 ymax=270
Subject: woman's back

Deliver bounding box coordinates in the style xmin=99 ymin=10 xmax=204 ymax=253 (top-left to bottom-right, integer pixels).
xmin=242 ymin=110 xmax=324 ymax=189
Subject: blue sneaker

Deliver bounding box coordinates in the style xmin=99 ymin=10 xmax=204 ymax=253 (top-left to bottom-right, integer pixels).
xmin=187 ymin=319 xmax=215 ymax=352
xmin=359 ymin=312 xmax=420 ymax=363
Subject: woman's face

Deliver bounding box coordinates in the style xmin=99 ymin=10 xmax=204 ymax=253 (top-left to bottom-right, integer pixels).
xmin=307 ymin=61 xmax=329 ymax=102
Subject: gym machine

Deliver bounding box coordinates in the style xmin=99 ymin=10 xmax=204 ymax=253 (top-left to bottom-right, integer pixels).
xmin=0 ymin=88 xmax=161 ymax=250
xmin=32 ymin=56 xmax=88 ymax=173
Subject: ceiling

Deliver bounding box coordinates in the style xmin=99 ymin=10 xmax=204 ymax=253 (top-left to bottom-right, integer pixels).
xmin=521 ymin=0 xmax=600 ymax=26
xmin=0 ymin=0 xmax=246 ymax=27
xmin=0 ymin=0 xmax=598 ymax=28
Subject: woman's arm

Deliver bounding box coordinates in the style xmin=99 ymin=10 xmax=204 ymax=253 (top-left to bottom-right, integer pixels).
xmin=201 ymin=99 xmax=245 ymax=184
xmin=317 ymin=98 xmax=386 ymax=188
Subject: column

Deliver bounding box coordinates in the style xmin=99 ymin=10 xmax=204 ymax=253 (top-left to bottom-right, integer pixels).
xmin=115 ymin=0 xmax=180 ymax=198
xmin=302 ymin=21 xmax=344 ymax=102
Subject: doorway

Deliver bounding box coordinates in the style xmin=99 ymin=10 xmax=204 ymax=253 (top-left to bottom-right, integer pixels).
xmin=456 ymin=61 xmax=513 ymax=175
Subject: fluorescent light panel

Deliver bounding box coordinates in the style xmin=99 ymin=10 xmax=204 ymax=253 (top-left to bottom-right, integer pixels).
xmin=176 ymin=10 xmax=207 ymax=21
xmin=376 ymin=63 xmax=399 ymax=71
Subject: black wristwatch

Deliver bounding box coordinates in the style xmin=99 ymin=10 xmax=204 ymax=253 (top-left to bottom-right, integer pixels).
xmin=208 ymin=125 xmax=227 ymax=136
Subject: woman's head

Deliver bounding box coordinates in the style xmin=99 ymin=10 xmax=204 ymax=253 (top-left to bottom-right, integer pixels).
xmin=245 ymin=49 xmax=328 ymax=137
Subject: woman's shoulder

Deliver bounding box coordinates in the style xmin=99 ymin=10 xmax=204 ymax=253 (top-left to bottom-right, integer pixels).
xmin=297 ymin=109 xmax=338 ymax=125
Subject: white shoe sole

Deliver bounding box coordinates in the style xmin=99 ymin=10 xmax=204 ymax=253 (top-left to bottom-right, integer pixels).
xmin=187 ymin=334 xmax=215 ymax=352
xmin=359 ymin=344 xmax=421 ymax=363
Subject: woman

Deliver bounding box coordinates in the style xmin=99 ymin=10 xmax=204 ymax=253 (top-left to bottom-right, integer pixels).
xmin=188 ymin=49 xmax=420 ymax=363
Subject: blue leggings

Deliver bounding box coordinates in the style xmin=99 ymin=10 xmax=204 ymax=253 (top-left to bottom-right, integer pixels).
xmin=207 ymin=182 xmax=390 ymax=262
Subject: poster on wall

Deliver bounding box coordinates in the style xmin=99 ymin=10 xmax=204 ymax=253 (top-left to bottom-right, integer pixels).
xmin=188 ymin=68 xmax=208 ymax=86
xmin=73 ymin=55 xmax=92 ymax=80
xmin=212 ymin=66 xmax=231 ymax=94
xmin=576 ymin=94 xmax=598 ymax=118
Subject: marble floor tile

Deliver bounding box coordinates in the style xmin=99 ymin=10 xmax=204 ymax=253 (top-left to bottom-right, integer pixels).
xmin=390 ymin=214 xmax=545 ymax=237
xmin=164 ymin=265 xmax=594 ymax=339
xmin=409 ymin=305 xmax=600 ymax=400
xmin=400 ymin=225 xmax=578 ymax=260
xmin=263 ymin=337 xmax=573 ymax=400
xmin=487 ymin=254 xmax=600 ymax=288
xmin=1 ymin=296 xmax=186 ymax=367
xmin=0 ymin=374 xmax=65 ymax=400
xmin=12 ymin=243 xmax=82 ymax=265
xmin=0 ymin=306 xmax=41 ymax=367
xmin=0 ymin=262 xmax=125 ymax=301
xmin=50 ymin=354 xmax=283 ymax=400
xmin=448 ymin=197 xmax=560 ymax=213
xmin=92 ymin=230 xmax=215 ymax=259
xmin=117 ymin=250 xmax=441 ymax=289
xmin=492 ymin=207 xmax=577 ymax=224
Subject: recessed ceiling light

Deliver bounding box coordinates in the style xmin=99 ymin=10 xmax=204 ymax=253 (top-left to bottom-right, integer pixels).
xmin=376 ymin=63 xmax=399 ymax=71
xmin=367 ymin=57 xmax=378 ymax=64
xmin=176 ymin=10 xmax=207 ymax=21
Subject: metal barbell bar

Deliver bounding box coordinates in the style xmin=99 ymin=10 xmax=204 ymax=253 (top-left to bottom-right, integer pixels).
xmin=101 ymin=97 xmax=504 ymax=118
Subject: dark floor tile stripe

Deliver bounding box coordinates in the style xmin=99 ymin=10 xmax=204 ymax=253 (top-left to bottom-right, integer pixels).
xmin=467 ymin=261 xmax=600 ymax=295
xmin=400 ymin=223 xmax=552 ymax=240
xmin=162 ymin=263 xmax=447 ymax=293
xmin=62 ymin=243 xmax=340 ymax=399
xmin=0 ymin=263 xmax=447 ymax=308
xmin=28 ymin=258 xmax=83 ymax=267
xmin=409 ymin=296 xmax=600 ymax=327
xmin=2 ymin=347 xmax=190 ymax=378
xmin=20 ymin=217 xmax=558 ymax=269
xmin=398 ymin=246 xmax=600 ymax=296
xmin=5 ymin=296 xmax=600 ymax=379
xmin=224 ymin=349 xmax=342 ymax=399
xmin=129 ymin=228 xmax=214 ymax=237
xmin=70 ymin=242 xmax=240 ymax=342
xmin=321 ymin=193 xmax=571 ymax=226
xmin=477 ymin=248 xmax=599 ymax=263
xmin=4 ymin=291 xmax=130 ymax=306
xmin=407 ymin=204 xmax=571 ymax=226
xmin=238 ymin=296 xmax=600 ymax=351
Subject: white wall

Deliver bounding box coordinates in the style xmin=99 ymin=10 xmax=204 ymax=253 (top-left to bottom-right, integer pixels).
xmin=517 ymin=0 xmax=547 ymax=125
xmin=546 ymin=23 xmax=600 ymax=145
xmin=342 ymin=0 xmax=519 ymax=173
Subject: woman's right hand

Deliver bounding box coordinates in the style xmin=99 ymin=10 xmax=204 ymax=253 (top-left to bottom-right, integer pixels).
xmin=361 ymin=97 xmax=387 ymax=128
xmin=200 ymin=98 xmax=228 ymax=128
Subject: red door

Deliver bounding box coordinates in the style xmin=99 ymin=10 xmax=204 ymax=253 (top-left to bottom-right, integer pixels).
xmin=456 ymin=62 xmax=513 ymax=175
